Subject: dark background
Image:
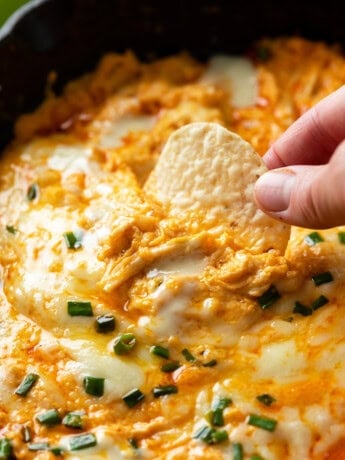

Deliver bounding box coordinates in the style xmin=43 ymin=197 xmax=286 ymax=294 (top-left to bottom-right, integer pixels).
xmin=0 ymin=0 xmax=343 ymax=148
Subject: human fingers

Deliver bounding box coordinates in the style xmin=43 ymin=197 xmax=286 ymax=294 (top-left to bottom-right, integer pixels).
xmin=254 ymin=139 xmax=345 ymax=229
xmin=264 ymin=84 xmax=345 ymax=169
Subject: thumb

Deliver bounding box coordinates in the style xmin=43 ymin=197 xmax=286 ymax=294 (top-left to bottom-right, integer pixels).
xmin=254 ymin=140 xmax=345 ymax=229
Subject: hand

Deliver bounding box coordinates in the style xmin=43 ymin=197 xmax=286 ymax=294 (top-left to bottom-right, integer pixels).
xmin=254 ymin=84 xmax=345 ymax=229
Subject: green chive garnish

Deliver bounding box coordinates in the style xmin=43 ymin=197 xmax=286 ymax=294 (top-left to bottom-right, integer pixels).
xmin=305 ymin=231 xmax=324 ymax=246
xmin=21 ymin=425 xmax=32 ymax=443
xmin=128 ymin=438 xmax=139 ymax=449
xmin=62 ymin=412 xmax=84 ymax=429
xmin=150 ymin=345 xmax=170 ymax=359
xmin=0 ymin=438 xmax=13 ymax=459
xmin=113 ymin=333 xmax=136 ymax=355
xmin=27 ymin=183 xmax=39 ymax=201
xmin=152 ymin=385 xmax=178 ymax=398
xmin=28 ymin=442 xmax=50 ymax=451
xmin=233 ymin=443 xmax=244 ymax=460
xmin=50 ymin=447 xmax=64 ymax=456
xmin=257 ymin=285 xmax=280 ymax=309
xmin=338 ymin=231 xmax=345 ymax=244
xmin=161 ymin=361 xmax=181 ymax=373
xmin=95 ymin=314 xmax=115 ymax=333
xmin=256 ymin=394 xmax=276 ymax=406
xmin=63 ymin=231 xmax=82 ymax=250
xmin=122 ymin=388 xmax=145 ymax=408
xmin=5 ymin=225 xmax=17 ymax=234
xmin=203 ymin=359 xmax=218 ymax=367
xmin=69 ymin=433 xmax=97 ymax=451
xmin=312 ymin=295 xmax=329 ymax=310
xmin=67 ymin=301 xmax=93 ymax=317
xmin=182 ymin=348 xmax=197 ymax=362
xmin=83 ymin=376 xmax=104 ymax=397
xmin=193 ymin=426 xmax=229 ymax=444
xmin=207 ymin=397 xmax=232 ymax=426
xmin=293 ymin=301 xmax=312 ymax=316
xmin=15 ymin=373 xmax=39 ymax=396
xmin=312 ymin=271 xmax=333 ymax=286
xmin=247 ymin=414 xmax=277 ymax=432
xmin=250 ymin=455 xmax=265 ymax=460
xmin=36 ymin=409 xmax=62 ymax=426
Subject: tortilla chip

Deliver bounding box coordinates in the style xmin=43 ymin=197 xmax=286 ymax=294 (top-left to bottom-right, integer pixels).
xmin=144 ymin=122 xmax=290 ymax=254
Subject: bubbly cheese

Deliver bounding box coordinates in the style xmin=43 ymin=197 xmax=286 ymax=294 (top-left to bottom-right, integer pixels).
xmin=1 ymin=38 xmax=345 ymax=460
xmin=200 ymin=55 xmax=257 ymax=107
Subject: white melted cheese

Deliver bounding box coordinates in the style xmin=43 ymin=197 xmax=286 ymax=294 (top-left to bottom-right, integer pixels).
xmin=61 ymin=428 xmax=147 ymax=459
xmin=138 ymin=253 xmax=207 ymax=337
xmin=99 ymin=114 xmax=155 ymax=148
xmin=61 ymin=339 xmax=144 ymax=402
xmin=255 ymin=339 xmax=306 ymax=383
xmin=47 ymin=144 xmax=98 ymax=178
xmin=200 ymin=55 xmax=257 ymax=107
xmin=147 ymin=253 xmax=207 ymax=278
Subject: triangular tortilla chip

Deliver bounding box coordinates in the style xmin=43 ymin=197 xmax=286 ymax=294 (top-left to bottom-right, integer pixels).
xmin=145 ymin=122 xmax=290 ymax=254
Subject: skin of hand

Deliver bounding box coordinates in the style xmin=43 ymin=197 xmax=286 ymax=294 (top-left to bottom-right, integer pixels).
xmin=254 ymin=84 xmax=345 ymax=229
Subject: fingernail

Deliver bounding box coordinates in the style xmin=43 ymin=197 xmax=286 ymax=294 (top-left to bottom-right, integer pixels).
xmin=255 ymin=170 xmax=296 ymax=212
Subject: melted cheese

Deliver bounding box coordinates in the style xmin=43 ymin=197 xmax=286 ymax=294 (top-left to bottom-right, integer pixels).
xmin=200 ymin=55 xmax=257 ymax=107
xmin=99 ymin=114 xmax=156 ymax=148
xmin=1 ymin=38 xmax=345 ymax=460
xmin=61 ymin=339 xmax=145 ymax=401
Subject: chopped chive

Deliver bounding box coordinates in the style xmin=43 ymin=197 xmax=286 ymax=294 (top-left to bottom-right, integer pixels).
xmin=113 ymin=332 xmax=136 ymax=354
xmin=69 ymin=433 xmax=97 ymax=451
xmin=256 ymin=394 xmax=276 ymax=406
xmin=305 ymin=231 xmax=324 ymax=246
xmin=0 ymin=438 xmax=13 ymax=458
xmin=28 ymin=442 xmax=50 ymax=451
xmin=36 ymin=409 xmax=62 ymax=426
xmin=208 ymin=408 xmax=224 ymax=426
xmin=62 ymin=412 xmax=84 ymax=429
xmin=247 ymin=414 xmax=277 ymax=432
xmin=202 ymin=359 xmax=218 ymax=367
xmin=161 ymin=361 xmax=181 ymax=373
xmin=83 ymin=376 xmax=104 ymax=397
xmin=232 ymin=442 xmax=244 ymax=460
xmin=50 ymin=446 xmax=64 ymax=456
xmin=63 ymin=231 xmax=82 ymax=250
xmin=208 ymin=397 xmax=232 ymax=426
xmin=128 ymin=438 xmax=139 ymax=449
xmin=338 ymin=231 xmax=345 ymax=244
xmin=67 ymin=301 xmax=93 ymax=317
xmin=95 ymin=314 xmax=115 ymax=333
xmin=15 ymin=373 xmax=39 ymax=396
xmin=293 ymin=301 xmax=312 ymax=316
xmin=312 ymin=295 xmax=329 ymax=311
xmin=182 ymin=348 xmax=197 ymax=362
xmin=257 ymin=285 xmax=280 ymax=309
xmin=312 ymin=271 xmax=333 ymax=286
xmin=150 ymin=345 xmax=170 ymax=359
xmin=21 ymin=425 xmax=32 ymax=443
xmin=5 ymin=225 xmax=17 ymax=234
xmin=113 ymin=333 xmax=136 ymax=355
xmin=209 ymin=429 xmax=228 ymax=443
xmin=213 ymin=397 xmax=232 ymax=410
xmin=27 ymin=183 xmax=39 ymax=201
xmin=193 ymin=426 xmax=228 ymax=444
xmin=250 ymin=455 xmax=265 ymax=460
xmin=122 ymin=388 xmax=145 ymax=408
xmin=152 ymin=385 xmax=178 ymax=398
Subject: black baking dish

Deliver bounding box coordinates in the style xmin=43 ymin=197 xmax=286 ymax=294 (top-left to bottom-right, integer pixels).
xmin=0 ymin=0 xmax=344 ymax=149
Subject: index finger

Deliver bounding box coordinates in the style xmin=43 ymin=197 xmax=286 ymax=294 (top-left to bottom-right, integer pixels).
xmin=264 ymin=84 xmax=345 ymax=169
